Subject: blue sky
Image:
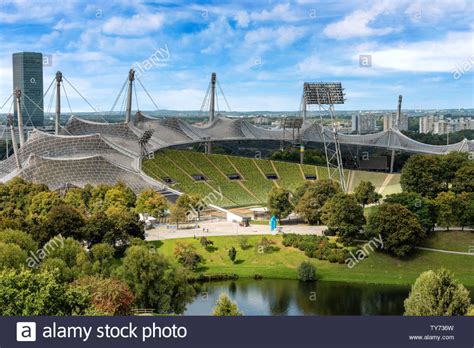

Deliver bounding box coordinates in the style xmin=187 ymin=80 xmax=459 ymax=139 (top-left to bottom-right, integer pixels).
xmin=0 ymin=0 xmax=473 ymax=112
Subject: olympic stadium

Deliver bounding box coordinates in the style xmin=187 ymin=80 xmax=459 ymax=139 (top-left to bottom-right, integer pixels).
xmin=1 ymin=70 xmax=473 ymax=211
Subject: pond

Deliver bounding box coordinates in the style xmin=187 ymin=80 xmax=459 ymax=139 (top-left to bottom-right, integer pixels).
xmin=185 ymin=279 xmax=412 ymax=315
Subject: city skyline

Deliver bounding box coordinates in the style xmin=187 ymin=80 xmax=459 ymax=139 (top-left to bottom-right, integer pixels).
xmin=0 ymin=0 xmax=473 ymax=112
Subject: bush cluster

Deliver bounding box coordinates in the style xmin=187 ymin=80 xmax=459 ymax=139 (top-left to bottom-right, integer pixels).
xmin=283 ymin=234 xmax=349 ymax=264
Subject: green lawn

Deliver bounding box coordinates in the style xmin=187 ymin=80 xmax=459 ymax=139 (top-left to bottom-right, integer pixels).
xmin=421 ymin=230 xmax=474 ymax=253
xmin=152 ymin=233 xmax=474 ymax=286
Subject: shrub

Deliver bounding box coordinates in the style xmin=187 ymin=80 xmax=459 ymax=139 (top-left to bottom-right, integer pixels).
xmin=228 ymin=247 xmax=237 ymax=263
xmin=297 ymin=261 xmax=316 ymax=282
xmin=257 ymin=237 xmax=276 ymax=253
xmin=238 ymin=236 xmax=251 ymax=250
xmin=174 ymin=242 xmax=203 ymax=271
xmin=327 ymin=253 xmax=338 ymax=263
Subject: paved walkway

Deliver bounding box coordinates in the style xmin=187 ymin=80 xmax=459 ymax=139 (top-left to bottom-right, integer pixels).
xmin=415 ymin=246 xmax=474 ymax=256
xmin=145 ymin=220 xmax=325 ymax=241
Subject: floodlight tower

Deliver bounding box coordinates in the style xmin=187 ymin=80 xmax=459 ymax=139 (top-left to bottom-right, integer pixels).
xmin=138 ymin=129 xmax=154 ymax=158
xmin=302 ymin=82 xmax=347 ymax=192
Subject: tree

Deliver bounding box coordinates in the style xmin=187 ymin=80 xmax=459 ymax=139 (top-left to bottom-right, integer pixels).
xmin=439 ymin=152 xmax=469 ymax=190
xmin=81 ymin=211 xmax=115 ymax=247
xmin=297 ymin=261 xmax=316 ymax=282
xmin=28 ymin=191 xmax=63 ymax=221
xmin=43 ymin=237 xmax=90 ymax=282
xmin=135 ymin=188 xmax=168 ymax=218
xmin=0 ymin=229 xmax=37 ymax=254
xmin=104 ymin=182 xmax=136 ymax=209
xmin=434 ymin=192 xmax=458 ymax=230
xmin=267 ymin=187 xmax=292 ymax=222
xmin=404 ymin=269 xmax=471 ymax=316
xmin=228 ymin=247 xmax=237 ymax=263
xmin=64 ymin=188 xmax=89 ymax=213
xmin=88 ymin=184 xmax=112 ymax=212
xmin=1 ymin=177 xmax=47 ymax=216
xmin=321 ymin=193 xmax=365 ymax=243
xmin=118 ymin=245 xmax=195 ymax=314
xmin=0 ymin=242 xmax=27 ymax=270
xmin=169 ymin=204 xmax=188 ymax=229
xmin=71 ymin=276 xmax=135 ymax=315
xmin=353 ymin=181 xmax=381 ymax=207
xmin=212 ymin=293 xmax=242 ymax=316
xmin=0 ymin=268 xmax=91 ymax=315
xmin=295 ymin=179 xmax=341 ymax=225
xmin=366 ymin=203 xmax=426 ymax=258
xmin=90 ymin=243 xmax=115 ymax=276
xmin=188 ymin=194 xmax=206 ymax=220
xmin=384 ymin=192 xmax=436 ymax=232
xmin=292 ymin=181 xmax=314 ymax=206
xmin=38 ymin=204 xmax=85 ymax=245
xmin=452 ymin=162 xmax=474 ymax=193
xmin=104 ymin=206 xmax=144 ymax=246
xmin=174 ymin=242 xmax=203 ymax=270
xmin=400 ymin=154 xmax=444 ymax=197
xmin=457 ymin=192 xmax=474 ymax=230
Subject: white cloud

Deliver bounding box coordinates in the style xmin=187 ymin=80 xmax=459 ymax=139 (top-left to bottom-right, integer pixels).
xmin=0 ymin=0 xmax=75 ymax=23
xmin=53 ymin=19 xmax=84 ymax=31
xmin=244 ymin=26 xmax=306 ymax=52
xmin=405 ymin=0 xmax=472 ymax=22
xmin=297 ymin=54 xmax=380 ymax=77
xmin=250 ymin=3 xmax=299 ymax=22
xmin=233 ymin=3 xmax=301 ymax=27
xmin=324 ymin=1 xmax=401 ymax=39
xmin=234 ymin=10 xmax=250 ymax=28
xmin=102 ymin=12 xmax=164 ymax=36
xmin=362 ymin=31 xmax=474 ymax=72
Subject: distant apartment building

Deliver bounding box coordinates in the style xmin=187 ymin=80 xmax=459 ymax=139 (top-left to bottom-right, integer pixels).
xmin=382 ymin=112 xmax=408 ymax=131
xmin=12 ymin=52 xmax=44 ymax=127
xmin=383 ymin=114 xmax=393 ymax=131
xmin=398 ymin=112 xmax=408 ymax=131
xmin=351 ymin=113 xmax=376 ymax=133
xmin=419 ymin=115 xmax=473 ymax=134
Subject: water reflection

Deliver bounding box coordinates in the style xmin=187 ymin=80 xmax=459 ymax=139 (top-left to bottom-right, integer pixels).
xmin=185 ymin=279 xmax=412 ymax=315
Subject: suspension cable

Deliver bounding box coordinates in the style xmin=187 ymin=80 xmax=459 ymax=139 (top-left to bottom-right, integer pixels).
xmin=62 ymin=83 xmax=73 ymax=115
xmin=43 ymin=77 xmax=55 ymax=99
xmin=63 ymin=76 xmax=97 ymax=112
xmin=199 ymin=82 xmax=211 ymax=114
xmin=134 ymin=81 xmax=140 ymax=111
xmin=110 ymin=76 xmax=128 ymax=113
xmin=217 ymin=80 xmax=231 ymax=112
xmin=136 ymin=77 xmax=159 ymax=110
xmin=0 ymin=93 xmax=13 ymax=110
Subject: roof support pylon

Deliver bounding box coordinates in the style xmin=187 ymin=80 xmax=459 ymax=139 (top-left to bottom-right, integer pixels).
xmin=125 ymin=69 xmax=135 ymax=123
xmin=14 ymin=89 xmax=25 ymax=146
xmin=55 ymin=71 xmax=63 ymax=135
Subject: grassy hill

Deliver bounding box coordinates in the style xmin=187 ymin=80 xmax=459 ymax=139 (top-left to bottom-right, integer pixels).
xmin=152 ymin=232 xmax=474 ymax=286
xmin=143 ymin=149 xmax=401 ymax=208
